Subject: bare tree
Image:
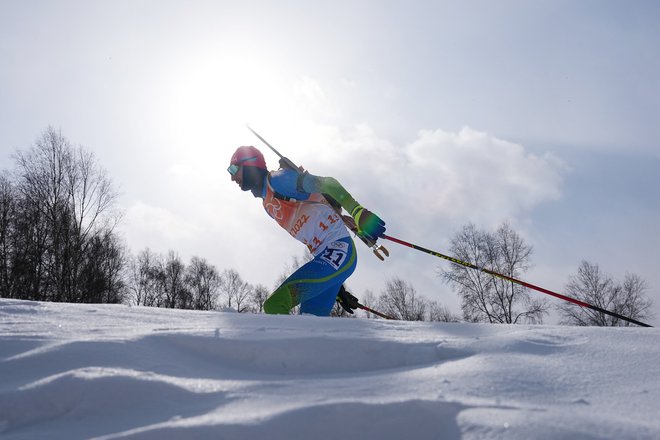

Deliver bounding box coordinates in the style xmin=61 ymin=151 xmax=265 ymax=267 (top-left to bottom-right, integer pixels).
xmin=558 ymin=261 xmax=654 ymax=326
xmin=3 ymin=127 xmax=122 ymax=303
xmin=162 ymin=251 xmax=189 ymax=309
xmin=67 ymin=147 xmax=118 ymax=240
xmin=618 ymin=273 xmax=654 ymax=324
xmin=330 ymin=300 xmax=347 ymax=317
xmin=0 ymin=175 xmax=16 ymax=296
xmin=14 ymin=129 xmax=71 ymax=300
xmin=97 ymin=231 xmax=125 ymax=303
xmin=127 ymin=248 xmax=163 ymax=307
xmin=128 ymin=250 xmax=228 ymax=312
xmin=378 ymin=277 xmax=427 ymax=321
xmin=9 ymin=190 xmax=48 ymax=300
xmin=185 ymin=256 xmax=220 ymax=310
xmin=250 ymin=284 xmax=270 ymax=313
xmin=427 ymin=300 xmax=462 ymax=322
xmin=361 ymin=290 xmax=378 ymax=319
xmin=78 ymin=230 xmax=125 ymax=303
xmin=441 ymin=222 xmax=548 ymax=324
xmin=219 ymin=269 xmax=252 ymax=312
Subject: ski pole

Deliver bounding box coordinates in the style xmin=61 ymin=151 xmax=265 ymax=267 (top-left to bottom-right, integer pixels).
xmin=246 ymin=125 xmax=297 ymax=170
xmin=357 ymin=303 xmax=397 ymax=320
xmin=381 ymin=234 xmax=653 ymax=328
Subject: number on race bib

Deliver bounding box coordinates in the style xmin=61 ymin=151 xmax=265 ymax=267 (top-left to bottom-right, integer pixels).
xmin=321 ymin=247 xmax=347 ymax=269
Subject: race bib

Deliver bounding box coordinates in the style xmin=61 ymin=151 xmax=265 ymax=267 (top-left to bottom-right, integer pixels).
xmin=320 ymin=241 xmax=349 ymax=269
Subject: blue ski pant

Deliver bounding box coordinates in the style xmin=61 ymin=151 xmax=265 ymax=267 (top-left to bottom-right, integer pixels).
xmin=263 ymin=237 xmax=357 ymax=316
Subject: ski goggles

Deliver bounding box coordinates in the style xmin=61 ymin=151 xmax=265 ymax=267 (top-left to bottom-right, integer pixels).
xmin=227 ymin=156 xmax=258 ymax=176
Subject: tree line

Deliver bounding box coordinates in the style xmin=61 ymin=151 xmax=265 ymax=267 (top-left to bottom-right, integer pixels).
xmin=126 ymin=248 xmax=269 ymax=313
xmin=0 ymin=128 xmax=654 ymax=326
xmin=0 ymin=127 xmax=123 ymax=303
xmin=440 ymin=222 xmax=654 ymax=326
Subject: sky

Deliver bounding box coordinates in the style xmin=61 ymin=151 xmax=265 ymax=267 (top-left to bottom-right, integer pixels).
xmin=1 ymin=0 xmax=659 ymax=324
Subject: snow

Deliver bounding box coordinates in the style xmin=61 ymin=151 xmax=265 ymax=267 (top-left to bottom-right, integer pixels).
xmin=1 ymin=299 xmax=658 ymax=440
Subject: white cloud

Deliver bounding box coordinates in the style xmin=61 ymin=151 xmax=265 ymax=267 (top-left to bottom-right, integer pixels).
xmin=121 ymin=201 xmax=201 ymax=253
xmin=403 ymin=127 xmax=565 ymax=227
xmin=294 ymin=124 xmax=566 ymax=245
xmin=294 ymin=76 xmax=327 ymax=104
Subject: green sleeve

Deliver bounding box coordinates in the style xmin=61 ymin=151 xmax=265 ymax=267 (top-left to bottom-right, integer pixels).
xmin=307 ymin=175 xmax=361 ymax=215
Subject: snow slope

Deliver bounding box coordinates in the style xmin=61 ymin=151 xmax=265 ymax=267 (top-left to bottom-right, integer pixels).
xmin=1 ymin=299 xmax=658 ymax=440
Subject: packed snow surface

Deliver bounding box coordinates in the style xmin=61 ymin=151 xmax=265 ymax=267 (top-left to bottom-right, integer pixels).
xmin=1 ymin=299 xmax=658 ymax=439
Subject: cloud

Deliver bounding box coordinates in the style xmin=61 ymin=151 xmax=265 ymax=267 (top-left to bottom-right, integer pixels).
xmin=293 ymin=124 xmax=566 ymax=244
xmin=404 ymin=127 xmax=565 ymax=225
xmin=294 ymin=76 xmax=327 ymax=104
xmin=122 ymin=201 xmax=201 ymax=253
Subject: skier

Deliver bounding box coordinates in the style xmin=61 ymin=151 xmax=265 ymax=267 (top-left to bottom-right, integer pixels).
xmin=228 ymin=145 xmax=386 ymax=316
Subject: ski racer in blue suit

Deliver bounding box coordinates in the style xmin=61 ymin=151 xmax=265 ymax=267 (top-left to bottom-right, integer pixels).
xmin=228 ymin=145 xmax=386 ymax=316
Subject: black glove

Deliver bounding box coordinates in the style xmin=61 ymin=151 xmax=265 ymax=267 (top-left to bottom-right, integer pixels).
xmin=350 ymin=205 xmax=386 ymax=241
xmin=279 ymin=157 xmax=304 ymax=172
xmin=336 ymin=285 xmax=360 ymax=314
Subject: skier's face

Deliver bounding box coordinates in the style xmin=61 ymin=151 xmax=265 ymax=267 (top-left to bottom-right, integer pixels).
xmin=229 ymin=163 xmax=252 ymax=192
xmin=230 ymin=165 xmax=244 ymax=187
xmin=231 ymin=166 xmax=264 ymax=193
xmin=228 ymin=155 xmax=261 ymax=191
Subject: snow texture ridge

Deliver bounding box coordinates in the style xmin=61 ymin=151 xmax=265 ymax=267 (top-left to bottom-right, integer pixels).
xmin=1 ymin=299 xmax=659 ymax=439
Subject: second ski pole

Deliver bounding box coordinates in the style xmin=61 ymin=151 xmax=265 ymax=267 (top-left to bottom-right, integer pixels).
xmin=381 ymin=234 xmax=652 ymax=327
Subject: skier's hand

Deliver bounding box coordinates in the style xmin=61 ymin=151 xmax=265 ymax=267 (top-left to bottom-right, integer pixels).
xmin=337 ymin=286 xmax=359 ymax=314
xmin=351 ymin=206 xmax=386 ymax=241
xmin=279 ymin=157 xmax=305 ymax=172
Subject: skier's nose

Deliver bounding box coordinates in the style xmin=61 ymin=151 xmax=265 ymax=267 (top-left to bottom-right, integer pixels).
xmin=231 ymin=170 xmax=242 ymax=185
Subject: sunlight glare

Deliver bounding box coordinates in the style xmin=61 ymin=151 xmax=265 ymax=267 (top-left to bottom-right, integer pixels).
xmin=168 ymin=50 xmax=306 ymax=159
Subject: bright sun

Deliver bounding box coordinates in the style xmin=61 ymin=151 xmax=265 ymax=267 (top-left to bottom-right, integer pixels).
xmin=165 ymin=47 xmax=314 ymax=163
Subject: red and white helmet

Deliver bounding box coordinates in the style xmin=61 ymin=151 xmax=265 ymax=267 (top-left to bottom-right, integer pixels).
xmin=228 ymin=146 xmax=267 ymax=175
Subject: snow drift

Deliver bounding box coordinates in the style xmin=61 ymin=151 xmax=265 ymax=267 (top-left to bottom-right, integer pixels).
xmin=1 ymin=299 xmax=658 ymax=439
